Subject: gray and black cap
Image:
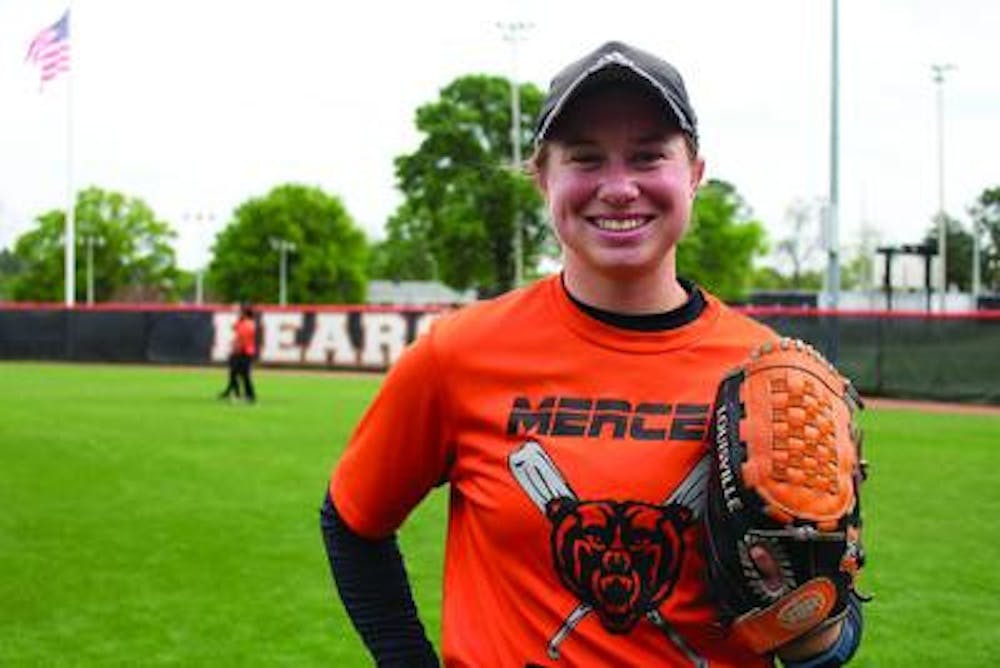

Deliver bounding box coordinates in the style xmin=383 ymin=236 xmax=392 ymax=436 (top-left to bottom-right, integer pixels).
xmin=533 ymin=41 xmax=698 ymax=148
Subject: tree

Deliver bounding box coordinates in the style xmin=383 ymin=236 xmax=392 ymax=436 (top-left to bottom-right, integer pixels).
xmin=0 ymin=247 xmax=26 ymax=300
xmin=368 ymin=202 xmax=439 ymax=282
xmin=678 ymin=179 xmax=768 ymax=301
xmin=774 ymin=198 xmax=822 ymax=288
xmin=208 ymin=184 xmax=368 ymax=304
xmin=391 ymin=74 xmax=547 ymax=293
xmin=751 ymin=266 xmax=823 ymax=292
xmin=840 ymin=254 xmax=871 ymax=292
xmin=970 ymin=186 xmax=1000 ymax=292
xmin=840 ymin=221 xmax=881 ymax=291
xmin=924 ymin=215 xmax=973 ymax=291
xmin=11 ymin=187 xmax=180 ymax=302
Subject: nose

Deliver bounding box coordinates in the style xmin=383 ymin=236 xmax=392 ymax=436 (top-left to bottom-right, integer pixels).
xmin=597 ymin=165 xmax=640 ymax=206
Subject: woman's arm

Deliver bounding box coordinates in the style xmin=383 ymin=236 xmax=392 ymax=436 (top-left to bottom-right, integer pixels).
xmin=319 ymin=492 xmax=439 ymax=667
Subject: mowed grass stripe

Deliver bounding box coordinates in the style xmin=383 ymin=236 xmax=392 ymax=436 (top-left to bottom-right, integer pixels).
xmin=1 ymin=363 xmax=997 ymax=666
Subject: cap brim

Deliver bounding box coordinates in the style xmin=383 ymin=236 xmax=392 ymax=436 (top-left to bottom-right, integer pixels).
xmin=534 ymin=59 xmax=695 ymax=145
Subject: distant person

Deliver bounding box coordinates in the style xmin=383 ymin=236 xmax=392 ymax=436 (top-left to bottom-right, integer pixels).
xmin=218 ymin=303 xmax=256 ymax=403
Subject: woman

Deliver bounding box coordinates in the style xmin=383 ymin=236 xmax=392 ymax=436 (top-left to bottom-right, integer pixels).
xmin=218 ymin=302 xmax=256 ymax=403
xmin=321 ymin=41 xmax=862 ymax=667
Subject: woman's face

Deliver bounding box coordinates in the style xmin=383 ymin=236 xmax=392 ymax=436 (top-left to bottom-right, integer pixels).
xmin=537 ymin=85 xmax=704 ymax=283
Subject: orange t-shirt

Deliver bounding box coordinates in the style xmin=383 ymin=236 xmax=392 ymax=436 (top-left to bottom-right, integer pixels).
xmin=332 ymin=275 xmax=777 ymax=667
xmin=233 ymin=317 xmax=256 ymax=356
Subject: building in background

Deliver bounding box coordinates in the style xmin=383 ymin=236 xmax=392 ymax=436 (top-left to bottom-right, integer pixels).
xmin=367 ymin=280 xmax=476 ymax=306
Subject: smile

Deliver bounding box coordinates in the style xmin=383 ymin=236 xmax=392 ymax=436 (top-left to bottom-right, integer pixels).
xmin=589 ymin=217 xmax=649 ymax=232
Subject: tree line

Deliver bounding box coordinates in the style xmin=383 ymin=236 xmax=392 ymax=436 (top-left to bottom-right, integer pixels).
xmin=2 ymin=75 xmax=999 ymax=304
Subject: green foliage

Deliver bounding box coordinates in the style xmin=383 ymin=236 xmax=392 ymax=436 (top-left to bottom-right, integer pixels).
xmin=751 ymin=266 xmax=823 ymax=292
xmin=970 ymin=186 xmax=1000 ymax=291
xmin=774 ymin=198 xmax=822 ymax=289
xmin=840 ymin=252 xmax=873 ymax=291
xmin=678 ymin=179 xmax=768 ymax=300
xmin=10 ymin=187 xmax=180 ymax=302
xmin=0 ymin=248 xmax=25 ymax=300
xmin=208 ymin=184 xmax=368 ymax=304
xmin=390 ymin=75 xmax=547 ymax=292
xmin=368 ymin=201 xmax=439 ymax=281
xmin=174 ymin=269 xmax=199 ymax=303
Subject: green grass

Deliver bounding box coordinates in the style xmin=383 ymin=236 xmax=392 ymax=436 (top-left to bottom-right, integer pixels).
xmin=1 ymin=363 xmax=998 ymax=666
xmin=0 ymin=363 xmax=445 ymax=666
xmin=853 ymin=407 xmax=1000 ymax=666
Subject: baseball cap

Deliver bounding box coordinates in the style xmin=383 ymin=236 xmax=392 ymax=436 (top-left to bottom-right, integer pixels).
xmin=533 ymin=41 xmax=698 ymax=148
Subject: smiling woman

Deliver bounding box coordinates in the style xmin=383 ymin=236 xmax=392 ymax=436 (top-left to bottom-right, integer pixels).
xmin=533 ymin=82 xmax=704 ymax=313
xmin=319 ymin=40 xmax=865 ymax=667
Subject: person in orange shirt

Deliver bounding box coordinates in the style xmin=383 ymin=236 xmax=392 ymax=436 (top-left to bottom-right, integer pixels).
xmin=321 ymin=42 xmax=862 ymax=666
xmin=218 ymin=302 xmax=256 ymax=403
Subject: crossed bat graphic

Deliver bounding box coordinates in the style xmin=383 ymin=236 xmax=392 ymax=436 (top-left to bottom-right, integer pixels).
xmin=508 ymin=440 xmax=709 ymax=668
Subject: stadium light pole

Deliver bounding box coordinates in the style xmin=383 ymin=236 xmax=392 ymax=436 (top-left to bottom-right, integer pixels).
xmin=269 ymin=237 xmax=296 ymax=306
xmin=195 ymin=268 xmax=205 ymax=306
xmin=181 ymin=210 xmax=217 ymax=305
xmin=931 ymin=63 xmax=955 ymax=312
xmin=498 ymin=20 xmax=532 ymax=288
xmin=824 ymin=0 xmax=841 ymax=310
xmin=81 ymin=233 xmax=103 ymax=306
xmin=972 ymin=218 xmax=981 ymax=303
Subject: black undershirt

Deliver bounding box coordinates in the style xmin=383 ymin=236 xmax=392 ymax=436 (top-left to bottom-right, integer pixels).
xmin=562 ymin=275 xmax=706 ymax=331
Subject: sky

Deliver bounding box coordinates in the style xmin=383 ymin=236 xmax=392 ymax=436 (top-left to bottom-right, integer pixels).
xmin=1 ymin=0 xmax=998 ymax=272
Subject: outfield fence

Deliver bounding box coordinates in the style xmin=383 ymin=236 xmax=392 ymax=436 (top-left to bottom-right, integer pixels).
xmin=2 ymin=303 xmax=999 ymax=404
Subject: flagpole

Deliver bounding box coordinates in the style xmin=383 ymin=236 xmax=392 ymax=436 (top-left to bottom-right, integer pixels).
xmin=64 ymin=6 xmax=75 ymax=306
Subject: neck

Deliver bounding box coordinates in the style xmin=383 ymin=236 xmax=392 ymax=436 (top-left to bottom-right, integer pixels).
xmin=562 ymin=260 xmax=687 ymax=315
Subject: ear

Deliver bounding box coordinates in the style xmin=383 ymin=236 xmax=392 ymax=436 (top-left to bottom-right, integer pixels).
xmin=533 ymin=161 xmax=550 ymax=199
xmin=689 ymin=157 xmax=706 ymax=198
xmin=534 ymin=171 xmax=549 ymax=198
xmin=530 ymin=144 xmax=551 ymax=198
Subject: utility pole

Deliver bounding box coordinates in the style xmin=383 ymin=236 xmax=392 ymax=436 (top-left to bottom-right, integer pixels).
xmin=931 ymin=63 xmax=955 ymax=312
xmin=269 ymin=237 xmax=296 ymax=306
xmin=497 ymin=20 xmax=532 ymax=288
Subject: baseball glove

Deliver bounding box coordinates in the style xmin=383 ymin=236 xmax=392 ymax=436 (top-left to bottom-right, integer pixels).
xmin=704 ymin=337 xmax=867 ymax=654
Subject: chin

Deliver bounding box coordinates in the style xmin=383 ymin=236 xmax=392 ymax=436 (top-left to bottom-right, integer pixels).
xmin=591 ymin=256 xmax=665 ymax=281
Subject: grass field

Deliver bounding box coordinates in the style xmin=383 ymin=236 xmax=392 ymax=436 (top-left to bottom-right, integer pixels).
xmin=1 ymin=363 xmax=998 ymax=666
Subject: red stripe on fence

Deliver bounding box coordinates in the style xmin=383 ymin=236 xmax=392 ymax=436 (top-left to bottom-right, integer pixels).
xmin=733 ymin=306 xmax=1000 ymax=320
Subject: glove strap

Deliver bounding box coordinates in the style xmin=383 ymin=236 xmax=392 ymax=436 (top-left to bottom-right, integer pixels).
xmin=731 ymin=577 xmax=837 ymax=654
xmin=781 ymin=594 xmax=863 ymax=667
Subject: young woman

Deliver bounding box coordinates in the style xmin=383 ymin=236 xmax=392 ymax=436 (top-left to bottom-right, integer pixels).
xmin=218 ymin=302 xmax=256 ymax=403
xmin=321 ymin=41 xmax=862 ymax=667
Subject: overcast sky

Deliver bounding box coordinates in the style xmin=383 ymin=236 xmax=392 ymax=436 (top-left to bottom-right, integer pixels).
xmin=1 ymin=0 xmax=997 ymax=271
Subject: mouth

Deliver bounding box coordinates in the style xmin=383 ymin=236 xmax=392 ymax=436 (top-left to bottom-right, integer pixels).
xmin=587 ymin=216 xmax=651 ymax=232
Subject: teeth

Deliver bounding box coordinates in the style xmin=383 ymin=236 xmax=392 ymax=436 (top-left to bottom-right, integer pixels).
xmin=594 ymin=217 xmax=645 ymax=231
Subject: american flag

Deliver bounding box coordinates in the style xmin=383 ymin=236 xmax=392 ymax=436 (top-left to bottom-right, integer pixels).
xmin=26 ymin=10 xmax=70 ymax=87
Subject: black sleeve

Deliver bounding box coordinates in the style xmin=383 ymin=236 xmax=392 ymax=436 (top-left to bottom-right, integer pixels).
xmin=319 ymin=491 xmax=439 ymax=667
